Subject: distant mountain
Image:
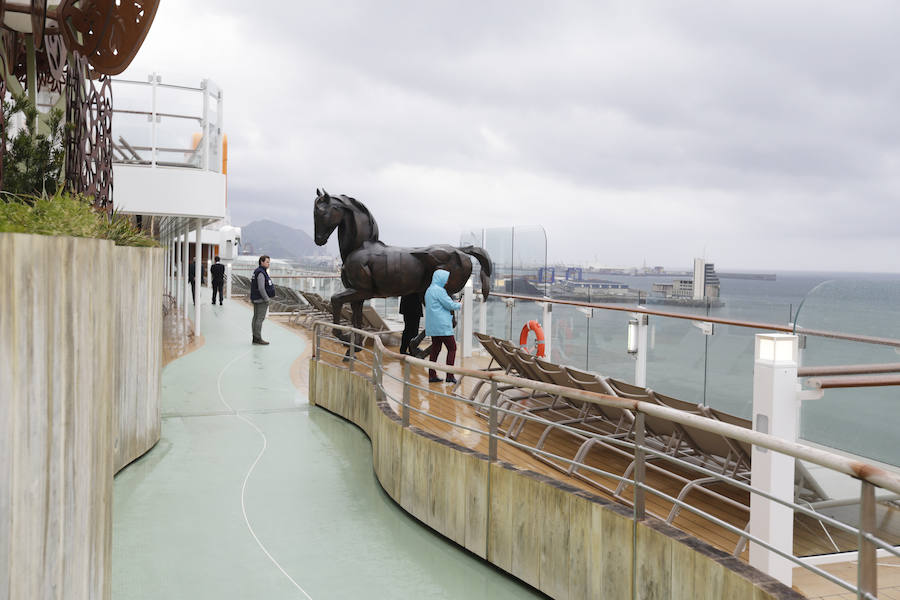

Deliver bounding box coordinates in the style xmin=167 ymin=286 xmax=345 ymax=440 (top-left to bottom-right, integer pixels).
xmin=240 ymin=219 xmax=326 ymax=259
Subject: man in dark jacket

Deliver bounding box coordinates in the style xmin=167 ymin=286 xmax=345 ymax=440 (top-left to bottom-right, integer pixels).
xmin=399 ymin=292 xmax=423 ymax=354
xmin=188 ymin=262 xmax=196 ymax=305
xmin=210 ymin=256 xmax=226 ymax=305
xmin=250 ymin=255 xmax=275 ymax=345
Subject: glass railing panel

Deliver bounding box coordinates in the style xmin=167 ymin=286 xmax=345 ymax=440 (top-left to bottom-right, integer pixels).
xmin=643 ymin=315 xmax=706 ymax=404
xmin=483 ymin=228 xmax=512 ymax=292
xmin=459 ymin=229 xmax=486 ymax=296
xmin=483 ymin=297 xmax=513 ymax=341
xmin=794 ymin=277 xmax=900 ymax=466
xmin=510 ymin=298 xmax=544 ymax=352
xmin=549 ymin=304 xmax=588 ymax=369
xmin=585 ymin=308 xmax=635 ymax=383
xmin=509 ymin=226 xmax=548 ymax=298
xmin=702 ymin=324 xmax=760 ymax=419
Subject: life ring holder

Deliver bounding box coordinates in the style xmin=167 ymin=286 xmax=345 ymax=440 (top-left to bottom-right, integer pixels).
xmin=519 ymin=320 xmax=546 ymax=357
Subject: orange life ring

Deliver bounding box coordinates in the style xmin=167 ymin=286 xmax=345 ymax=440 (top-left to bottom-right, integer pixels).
xmin=519 ymin=320 xmax=546 ymax=357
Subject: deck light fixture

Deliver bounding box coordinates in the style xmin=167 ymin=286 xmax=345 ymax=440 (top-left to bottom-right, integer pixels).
xmin=627 ymin=318 xmax=639 ymax=354
xmin=756 ymin=334 xmax=797 ymax=365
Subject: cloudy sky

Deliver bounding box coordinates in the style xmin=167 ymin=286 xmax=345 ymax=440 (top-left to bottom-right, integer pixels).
xmin=122 ymin=1 xmax=900 ymax=272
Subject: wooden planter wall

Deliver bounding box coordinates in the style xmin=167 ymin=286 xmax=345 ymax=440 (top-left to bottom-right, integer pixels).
xmin=0 ymin=233 xmax=163 ymax=600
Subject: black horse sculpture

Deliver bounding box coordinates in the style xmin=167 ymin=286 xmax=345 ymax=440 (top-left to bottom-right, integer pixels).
xmin=313 ymin=189 xmax=492 ymax=341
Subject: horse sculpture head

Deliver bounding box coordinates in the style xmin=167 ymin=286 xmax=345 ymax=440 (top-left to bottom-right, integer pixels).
xmin=313 ymin=189 xmax=343 ymax=246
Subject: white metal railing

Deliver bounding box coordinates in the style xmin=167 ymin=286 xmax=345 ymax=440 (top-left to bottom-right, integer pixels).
xmin=460 ymin=292 xmax=895 ymax=455
xmin=111 ymin=74 xmax=223 ymax=171
xmin=312 ymin=320 xmax=900 ymax=600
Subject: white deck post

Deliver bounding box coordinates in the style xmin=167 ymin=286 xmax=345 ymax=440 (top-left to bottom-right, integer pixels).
xmin=633 ymin=314 xmax=649 ymax=387
xmin=194 ymin=219 xmax=202 ymax=335
xmin=150 ymin=72 xmax=159 ymax=168
xmin=174 ymin=231 xmax=181 ymax=307
xmin=542 ymin=299 xmax=553 ymax=360
xmin=167 ymin=233 xmax=172 ymax=297
xmin=163 ymin=233 xmax=169 ymax=297
xmin=225 ymin=263 xmax=232 ymax=299
xmin=750 ymin=333 xmax=799 ymax=586
xmin=479 ymin=295 xmax=487 ymax=335
xmin=182 ymin=224 xmax=189 ymax=322
xmin=461 ymin=278 xmax=473 ymax=358
xmin=201 ymin=79 xmax=210 ymax=171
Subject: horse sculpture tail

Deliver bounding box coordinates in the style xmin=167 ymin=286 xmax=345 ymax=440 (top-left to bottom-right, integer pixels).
xmin=458 ymin=246 xmax=492 ymax=300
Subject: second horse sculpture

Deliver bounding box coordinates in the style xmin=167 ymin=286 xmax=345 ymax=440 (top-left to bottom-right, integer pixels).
xmin=313 ymin=189 xmax=492 ymax=341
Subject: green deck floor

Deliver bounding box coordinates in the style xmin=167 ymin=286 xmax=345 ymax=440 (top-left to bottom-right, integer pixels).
xmin=112 ymin=297 xmax=544 ymax=599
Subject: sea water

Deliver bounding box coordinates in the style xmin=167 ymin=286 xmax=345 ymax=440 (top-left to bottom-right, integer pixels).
xmin=476 ymin=272 xmax=900 ymax=467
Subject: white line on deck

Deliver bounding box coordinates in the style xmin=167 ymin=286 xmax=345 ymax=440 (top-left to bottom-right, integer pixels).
xmin=217 ymin=348 xmax=314 ymax=600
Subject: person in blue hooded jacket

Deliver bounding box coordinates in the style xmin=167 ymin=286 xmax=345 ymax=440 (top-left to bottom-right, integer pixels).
xmin=424 ymin=269 xmax=462 ymax=383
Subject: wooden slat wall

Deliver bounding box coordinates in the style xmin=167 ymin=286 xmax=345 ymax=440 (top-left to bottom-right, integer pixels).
xmin=113 ymin=246 xmax=163 ymax=472
xmin=0 ymin=233 xmax=164 ymax=600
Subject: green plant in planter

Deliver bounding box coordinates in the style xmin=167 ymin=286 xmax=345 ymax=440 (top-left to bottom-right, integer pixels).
xmin=0 ymin=190 xmax=158 ymax=247
xmin=1 ymin=94 xmax=67 ymax=197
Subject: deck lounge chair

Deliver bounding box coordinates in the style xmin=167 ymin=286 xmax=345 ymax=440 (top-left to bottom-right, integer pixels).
xmin=231 ymin=274 xmax=250 ymax=296
xmin=469 ymin=337 xmax=552 ymax=428
xmin=498 ymin=350 xmax=584 ymax=440
xmin=361 ymin=306 xmax=392 ymax=333
xmin=466 ymin=333 xmax=528 ymax=411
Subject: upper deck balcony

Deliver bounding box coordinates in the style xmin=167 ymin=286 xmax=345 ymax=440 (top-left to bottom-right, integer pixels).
xmin=110 ymin=75 xmax=226 ymax=226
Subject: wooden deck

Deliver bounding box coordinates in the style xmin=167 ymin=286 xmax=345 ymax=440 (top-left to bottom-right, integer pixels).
xmin=277 ymin=316 xmax=900 ymax=599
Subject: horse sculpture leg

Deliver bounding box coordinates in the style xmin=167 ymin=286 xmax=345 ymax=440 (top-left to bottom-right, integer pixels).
xmin=330 ymin=288 xmax=369 ymax=344
xmin=348 ymin=301 xmax=365 ymax=361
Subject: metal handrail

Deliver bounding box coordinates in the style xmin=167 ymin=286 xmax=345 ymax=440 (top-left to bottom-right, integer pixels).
xmin=809 ymin=374 xmax=900 ymax=389
xmin=490 ymin=292 xmax=900 ymax=349
xmin=112 ymin=78 xmax=203 ymax=92
xmin=799 ymin=363 xmax=900 ymax=377
xmin=111 ymin=74 xmax=222 ymax=172
xmin=112 ymin=108 xmax=202 ymax=122
xmin=268 ymin=275 xmax=341 ymax=279
xmin=317 ymin=320 xmax=900 ymax=495
xmin=312 ymin=320 xmax=898 ymax=598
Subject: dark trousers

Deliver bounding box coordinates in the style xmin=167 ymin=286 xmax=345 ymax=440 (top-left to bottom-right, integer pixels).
xmin=428 ymin=336 xmax=457 ymax=379
xmin=252 ymin=301 xmax=268 ymax=340
xmin=212 ymin=280 xmax=224 ymax=304
xmin=400 ymin=315 xmax=420 ymax=353
xmin=189 ymin=280 xmax=195 ymax=304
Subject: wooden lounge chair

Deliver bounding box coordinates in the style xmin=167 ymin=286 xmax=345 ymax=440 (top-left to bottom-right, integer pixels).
xmin=467 ymin=333 xmax=528 ymax=411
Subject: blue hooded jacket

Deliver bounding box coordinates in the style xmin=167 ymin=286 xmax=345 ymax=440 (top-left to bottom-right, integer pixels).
xmin=424 ymin=269 xmax=461 ymax=336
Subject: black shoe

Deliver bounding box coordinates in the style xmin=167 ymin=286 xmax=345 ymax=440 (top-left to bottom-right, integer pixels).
xmin=445 ymin=375 xmax=457 ymax=384
xmin=220 ymin=302 xmax=223 ymax=305
xmin=428 ymin=376 xmax=442 ymax=383
xmin=252 ymin=338 xmax=270 ymax=345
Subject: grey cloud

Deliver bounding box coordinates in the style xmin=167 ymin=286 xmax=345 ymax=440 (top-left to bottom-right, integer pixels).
xmin=124 ymin=1 xmax=900 ymax=272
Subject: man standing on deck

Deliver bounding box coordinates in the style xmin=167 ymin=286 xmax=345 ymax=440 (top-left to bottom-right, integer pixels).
xmin=250 ymin=255 xmax=275 ymax=345
xmin=188 ymin=261 xmax=196 ymax=304
xmin=210 ymin=256 xmax=225 ymax=305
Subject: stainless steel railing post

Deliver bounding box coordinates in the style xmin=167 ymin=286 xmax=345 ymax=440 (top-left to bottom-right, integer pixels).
xmin=402 ymin=360 xmax=410 ymax=427
xmin=348 ymin=331 xmax=355 ymax=372
xmin=314 ymin=323 xmax=320 ymax=359
xmin=374 ymin=344 xmax=383 ymax=402
xmin=634 ymin=411 xmax=646 ymax=520
xmin=489 ymin=381 xmax=498 ymax=462
xmin=858 ymin=480 xmax=877 ymax=598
